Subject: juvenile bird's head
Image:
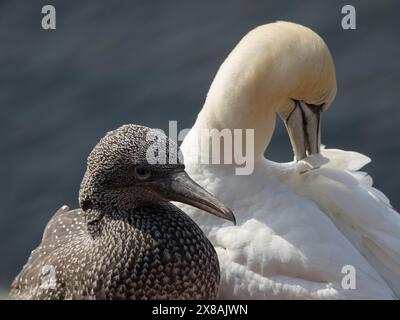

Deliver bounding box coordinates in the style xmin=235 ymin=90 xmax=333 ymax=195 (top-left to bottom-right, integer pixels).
xmin=79 ymin=124 xmax=235 ymax=223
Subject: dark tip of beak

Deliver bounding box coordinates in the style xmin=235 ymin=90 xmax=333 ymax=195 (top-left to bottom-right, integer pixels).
xmin=215 ymin=206 xmax=236 ymax=225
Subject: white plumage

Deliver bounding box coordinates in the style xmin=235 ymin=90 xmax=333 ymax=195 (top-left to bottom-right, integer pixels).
xmin=177 ymin=21 xmax=400 ymax=299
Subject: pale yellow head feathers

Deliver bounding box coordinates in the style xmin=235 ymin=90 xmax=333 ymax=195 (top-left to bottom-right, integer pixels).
xmin=195 ymin=21 xmax=337 ymax=157
xmin=261 ymin=21 xmax=337 ymax=114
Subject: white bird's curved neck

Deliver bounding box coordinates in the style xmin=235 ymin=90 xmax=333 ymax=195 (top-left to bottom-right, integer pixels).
xmin=187 ymin=65 xmax=279 ymax=163
xmin=184 ymin=21 xmax=336 ymax=165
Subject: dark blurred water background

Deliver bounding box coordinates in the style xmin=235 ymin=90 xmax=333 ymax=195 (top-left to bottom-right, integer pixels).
xmin=0 ymin=0 xmax=399 ymax=293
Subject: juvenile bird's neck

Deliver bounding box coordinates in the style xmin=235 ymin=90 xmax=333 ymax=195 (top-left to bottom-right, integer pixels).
xmin=83 ymin=204 xmax=174 ymax=239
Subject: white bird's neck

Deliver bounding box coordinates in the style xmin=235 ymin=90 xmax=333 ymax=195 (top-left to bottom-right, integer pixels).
xmin=183 ymin=21 xmax=336 ymax=166
xmin=186 ymin=30 xmax=283 ymax=163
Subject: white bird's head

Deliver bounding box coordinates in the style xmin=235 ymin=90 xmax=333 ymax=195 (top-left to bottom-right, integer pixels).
xmin=196 ymin=21 xmax=337 ymax=162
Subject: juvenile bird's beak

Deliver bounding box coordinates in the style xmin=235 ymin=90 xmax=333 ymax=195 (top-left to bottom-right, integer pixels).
xmin=279 ymin=100 xmax=322 ymax=161
xmin=148 ymin=171 xmax=236 ymax=225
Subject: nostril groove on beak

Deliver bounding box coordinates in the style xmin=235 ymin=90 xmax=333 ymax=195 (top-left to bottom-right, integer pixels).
xmin=298 ymin=101 xmax=310 ymax=154
xmin=286 ymin=99 xmax=300 ymax=122
xmin=281 ymin=100 xmax=324 ymax=161
xmin=300 ymin=101 xmax=323 ymax=156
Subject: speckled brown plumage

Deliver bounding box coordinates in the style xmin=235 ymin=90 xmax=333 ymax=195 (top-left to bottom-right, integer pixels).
xmin=9 ymin=125 xmax=223 ymax=300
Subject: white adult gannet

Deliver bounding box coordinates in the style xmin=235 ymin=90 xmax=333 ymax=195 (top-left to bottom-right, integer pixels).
xmin=178 ymin=21 xmax=400 ymax=299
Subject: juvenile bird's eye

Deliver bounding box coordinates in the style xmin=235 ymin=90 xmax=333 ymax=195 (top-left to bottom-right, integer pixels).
xmin=134 ymin=166 xmax=152 ymax=180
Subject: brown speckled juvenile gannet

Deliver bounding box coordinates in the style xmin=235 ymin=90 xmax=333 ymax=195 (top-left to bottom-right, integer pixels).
xmin=9 ymin=124 xmax=235 ymax=300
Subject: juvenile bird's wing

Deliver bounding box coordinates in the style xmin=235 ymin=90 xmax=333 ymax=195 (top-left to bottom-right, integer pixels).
xmin=9 ymin=206 xmax=86 ymax=300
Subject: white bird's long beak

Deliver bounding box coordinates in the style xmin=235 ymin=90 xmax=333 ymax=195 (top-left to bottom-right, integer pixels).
xmin=279 ymin=100 xmax=322 ymax=161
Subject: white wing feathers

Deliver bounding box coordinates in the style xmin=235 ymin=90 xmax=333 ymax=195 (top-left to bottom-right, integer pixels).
xmin=296 ymin=148 xmax=400 ymax=297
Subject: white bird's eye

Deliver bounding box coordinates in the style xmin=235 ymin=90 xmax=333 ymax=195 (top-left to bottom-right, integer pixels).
xmin=134 ymin=166 xmax=152 ymax=180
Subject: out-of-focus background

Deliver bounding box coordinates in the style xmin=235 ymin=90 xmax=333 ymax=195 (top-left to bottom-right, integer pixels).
xmin=0 ymin=0 xmax=399 ymax=296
